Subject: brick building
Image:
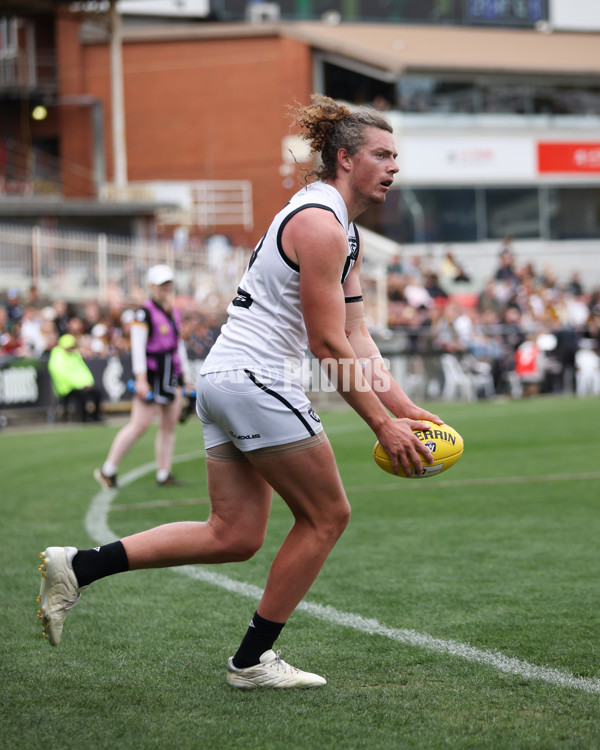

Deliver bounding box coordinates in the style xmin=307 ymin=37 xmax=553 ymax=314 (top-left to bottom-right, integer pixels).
xmin=1 ymin=2 xmax=600 ymax=286
xmin=57 ymin=15 xmax=313 ymax=243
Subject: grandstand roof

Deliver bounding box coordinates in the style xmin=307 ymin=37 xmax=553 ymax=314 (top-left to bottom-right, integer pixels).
xmin=0 ymin=198 xmax=173 ymax=218
xmin=102 ymin=20 xmax=600 ymax=79
xmin=283 ymin=22 xmax=600 ymax=78
xmin=3 ymin=0 xmax=600 ymax=79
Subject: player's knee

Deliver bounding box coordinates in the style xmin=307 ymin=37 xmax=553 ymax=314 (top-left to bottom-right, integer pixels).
xmin=314 ymin=501 xmax=351 ymax=543
xmin=128 ymin=418 xmax=151 ymax=438
xmin=223 ymin=535 xmax=263 ymax=562
xmin=334 ymin=503 xmax=351 ymax=537
xmin=215 ymin=527 xmax=265 ymax=562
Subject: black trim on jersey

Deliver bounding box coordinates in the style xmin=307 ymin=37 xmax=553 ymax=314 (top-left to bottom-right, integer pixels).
xmin=243 ymin=369 xmax=316 ymax=437
xmin=345 ymin=295 xmax=363 ymax=303
xmin=247 ymin=234 xmax=266 ymax=271
xmin=276 ymin=204 xmax=341 ymax=272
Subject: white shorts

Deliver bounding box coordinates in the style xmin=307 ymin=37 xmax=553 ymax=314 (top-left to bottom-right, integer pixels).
xmin=196 ymin=368 xmax=324 ymax=452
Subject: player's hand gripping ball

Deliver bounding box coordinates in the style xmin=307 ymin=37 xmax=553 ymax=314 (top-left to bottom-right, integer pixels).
xmin=373 ymin=421 xmax=464 ymax=478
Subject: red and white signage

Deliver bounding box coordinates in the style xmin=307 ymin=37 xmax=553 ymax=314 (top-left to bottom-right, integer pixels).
xmin=397 ymin=136 xmax=600 ymax=183
xmin=538 ymin=143 xmax=600 ymax=173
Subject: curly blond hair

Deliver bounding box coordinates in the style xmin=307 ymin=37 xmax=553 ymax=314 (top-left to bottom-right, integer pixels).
xmin=288 ymin=94 xmax=393 ymax=182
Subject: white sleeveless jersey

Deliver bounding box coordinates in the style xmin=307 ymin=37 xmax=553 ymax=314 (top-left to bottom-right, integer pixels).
xmin=201 ymin=182 xmax=360 ymax=381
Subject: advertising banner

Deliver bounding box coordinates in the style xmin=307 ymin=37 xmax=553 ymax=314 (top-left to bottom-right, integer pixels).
xmin=0 ymin=355 xmax=134 ymax=413
xmin=220 ymin=0 xmax=547 ymax=25
xmin=538 ymin=142 xmax=600 ymax=174
xmin=398 ymin=136 xmax=537 ymax=183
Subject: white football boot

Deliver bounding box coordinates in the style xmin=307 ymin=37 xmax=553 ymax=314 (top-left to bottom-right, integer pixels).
xmin=37 ymin=546 xmax=83 ymax=646
xmin=226 ymin=649 xmax=327 ymax=689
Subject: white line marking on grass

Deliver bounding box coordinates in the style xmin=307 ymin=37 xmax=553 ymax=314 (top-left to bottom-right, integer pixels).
xmin=175 ymin=566 xmax=600 ymax=695
xmin=85 ymin=450 xmax=205 ymax=543
xmin=84 ymin=452 xmax=600 ymax=696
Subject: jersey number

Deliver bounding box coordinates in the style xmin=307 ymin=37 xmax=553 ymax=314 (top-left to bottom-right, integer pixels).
xmin=232 ymin=287 xmax=253 ymax=309
xmin=247 ymin=234 xmax=265 ymax=270
xmin=231 ymin=234 xmax=265 ymax=308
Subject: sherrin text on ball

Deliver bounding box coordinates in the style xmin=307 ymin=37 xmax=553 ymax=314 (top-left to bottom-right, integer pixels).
xmin=373 ymin=420 xmax=464 ymax=479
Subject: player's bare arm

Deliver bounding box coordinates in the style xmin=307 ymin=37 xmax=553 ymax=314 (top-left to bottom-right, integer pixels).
xmin=283 ymin=208 xmax=432 ymax=476
xmin=342 ymin=238 xmax=442 ymax=425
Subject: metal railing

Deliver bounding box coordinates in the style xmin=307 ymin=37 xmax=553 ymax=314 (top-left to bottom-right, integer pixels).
xmin=0 ymin=51 xmax=57 ymax=93
xmin=0 ymin=223 xmax=251 ymax=310
xmin=0 ymin=221 xmax=390 ymax=330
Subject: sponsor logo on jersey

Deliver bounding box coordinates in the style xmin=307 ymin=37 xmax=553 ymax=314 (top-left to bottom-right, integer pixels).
xmin=229 ymin=430 xmax=261 ymax=440
xmin=232 ymin=287 xmax=253 ymax=309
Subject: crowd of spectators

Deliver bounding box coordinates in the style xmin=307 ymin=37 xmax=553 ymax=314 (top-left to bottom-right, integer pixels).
xmin=385 ymin=239 xmax=600 ymax=395
xmin=0 ymin=288 xmax=223 ymax=366
xmin=2 ymin=237 xmax=600 ymax=399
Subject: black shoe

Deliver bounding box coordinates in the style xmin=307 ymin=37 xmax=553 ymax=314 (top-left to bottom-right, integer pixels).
xmin=157 ymin=473 xmax=186 ymax=487
xmin=94 ymin=468 xmax=118 ymax=490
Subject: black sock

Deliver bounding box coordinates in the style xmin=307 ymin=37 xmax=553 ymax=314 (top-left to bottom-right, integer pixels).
xmin=232 ymin=611 xmax=285 ymax=668
xmin=72 ymin=541 xmax=129 ymax=587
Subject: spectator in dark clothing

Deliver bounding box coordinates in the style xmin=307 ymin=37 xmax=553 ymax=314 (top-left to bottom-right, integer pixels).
xmin=495 ymin=251 xmax=519 ymax=283
xmin=565 ymin=272 xmax=584 ymax=297
xmin=424 ymin=272 xmax=448 ymax=302
xmin=5 ymin=288 xmax=24 ymax=330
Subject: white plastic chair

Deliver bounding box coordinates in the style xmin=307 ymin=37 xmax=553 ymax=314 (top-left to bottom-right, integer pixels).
xmin=575 ymin=348 xmax=600 ymax=397
xmin=440 ymin=353 xmax=476 ymax=401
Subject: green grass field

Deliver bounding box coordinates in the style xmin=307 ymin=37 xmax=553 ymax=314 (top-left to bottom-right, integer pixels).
xmin=2 ymin=395 xmax=600 ymax=749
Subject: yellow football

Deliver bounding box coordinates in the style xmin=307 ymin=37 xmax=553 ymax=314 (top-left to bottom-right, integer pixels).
xmin=373 ymin=421 xmax=464 ymax=478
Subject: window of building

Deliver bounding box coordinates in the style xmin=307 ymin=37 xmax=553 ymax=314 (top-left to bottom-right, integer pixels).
xmin=485 ymin=188 xmax=540 ymax=239
xmin=480 ymin=83 xmax=533 ymax=114
xmin=398 ymin=77 xmax=477 ymax=114
xmin=0 ymin=18 xmax=18 ymax=57
xmin=414 ymin=188 xmax=478 ymax=242
xmin=220 ymin=0 xmax=547 ymax=25
xmin=533 ymin=85 xmax=600 ymax=115
xmin=361 ymin=186 xmax=600 ymax=243
xmin=323 ymin=62 xmax=396 ymax=109
xmin=396 ymin=74 xmax=600 ymax=116
xmin=361 ymin=188 xmax=477 ymax=243
xmin=549 ymin=187 xmax=600 ymax=239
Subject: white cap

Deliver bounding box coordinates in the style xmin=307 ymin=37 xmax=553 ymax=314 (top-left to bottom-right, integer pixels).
xmin=147 ymin=264 xmax=174 ymax=286
xmin=91 ymin=323 xmax=108 ymax=337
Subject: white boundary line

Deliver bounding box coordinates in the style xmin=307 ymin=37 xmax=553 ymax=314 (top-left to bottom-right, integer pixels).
xmin=111 ymin=470 xmax=600 ymax=512
xmin=84 ymin=451 xmax=600 ymax=696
